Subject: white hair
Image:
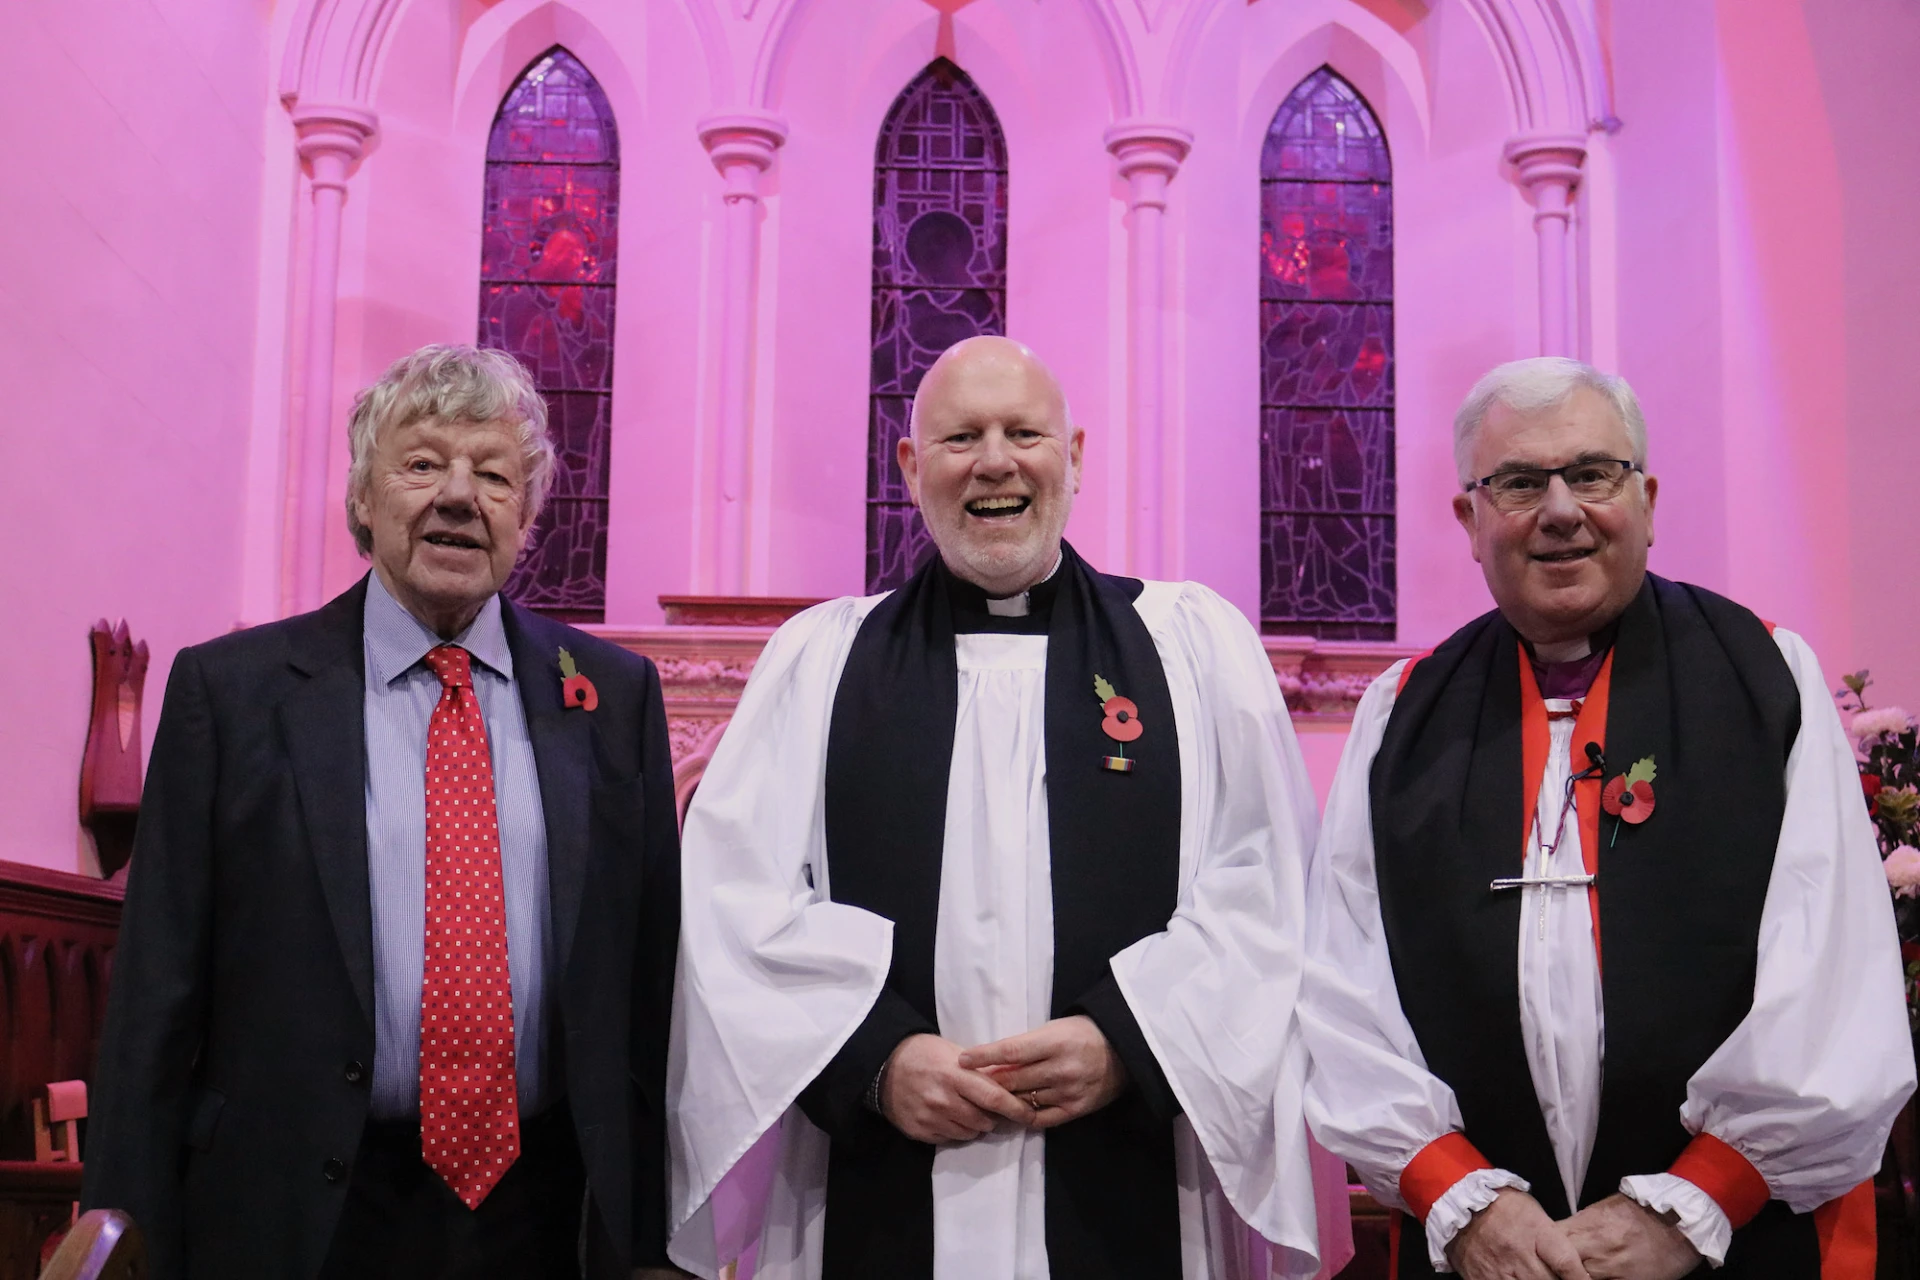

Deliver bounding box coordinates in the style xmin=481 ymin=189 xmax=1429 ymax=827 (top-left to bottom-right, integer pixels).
xmin=344 ymin=345 xmax=555 ymax=556
xmin=1452 ymin=357 xmax=1648 ymax=486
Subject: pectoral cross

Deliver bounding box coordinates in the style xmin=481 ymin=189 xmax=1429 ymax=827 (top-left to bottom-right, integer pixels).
xmin=1490 ymin=743 xmax=1602 ymax=938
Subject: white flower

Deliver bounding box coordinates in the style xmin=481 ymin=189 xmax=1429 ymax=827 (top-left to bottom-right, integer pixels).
xmin=1886 ymin=846 xmax=1920 ymax=898
xmin=1851 ymin=707 xmax=1914 ymax=742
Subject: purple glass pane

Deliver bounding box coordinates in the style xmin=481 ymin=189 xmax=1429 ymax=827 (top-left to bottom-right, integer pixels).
xmin=482 ymin=47 xmax=618 ymax=621
xmin=542 ymin=391 xmax=612 ymax=499
xmin=874 ymin=171 xmax=1007 ymax=289
xmin=488 ymin=50 xmax=618 ymax=164
xmin=868 ymin=60 xmax=1008 ymax=593
xmin=1260 ymin=409 xmax=1394 ymax=515
xmin=1260 ymin=301 xmax=1393 ymax=408
xmin=480 ymin=284 xmax=615 ymax=392
xmin=869 ymin=396 xmax=915 ymax=504
xmin=1259 ymin=68 xmax=1394 ymax=635
xmin=504 ymin=496 xmax=608 ymax=618
xmin=870 ymin=288 xmax=1006 ymax=396
xmin=1259 ymin=180 xmax=1391 ymax=301
xmin=1259 ymin=513 xmax=1396 ymax=627
xmin=1259 ymin=68 xmax=1389 ymax=182
xmin=481 ymin=165 xmax=618 ymax=283
xmin=867 ymin=503 xmax=937 ymax=592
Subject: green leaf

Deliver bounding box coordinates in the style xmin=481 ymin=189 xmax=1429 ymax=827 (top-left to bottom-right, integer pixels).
xmin=1843 ymin=670 xmax=1871 ymax=696
xmin=1093 ymin=675 xmax=1117 ymax=704
xmin=559 ymin=647 xmax=578 ymax=679
xmin=1625 ymin=756 xmax=1657 ymax=787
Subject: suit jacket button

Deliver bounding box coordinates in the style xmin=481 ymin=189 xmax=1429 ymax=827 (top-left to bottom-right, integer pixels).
xmin=344 ymin=1061 xmax=366 ymax=1085
xmin=323 ymin=1158 xmax=347 ymax=1183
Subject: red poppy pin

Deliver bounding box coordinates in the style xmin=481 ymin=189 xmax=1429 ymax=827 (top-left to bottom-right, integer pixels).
xmin=1601 ymin=755 xmax=1656 ymax=842
xmin=1094 ymin=675 xmax=1141 ymax=773
xmin=1863 ymin=773 xmax=1883 ymax=817
xmin=558 ymin=647 xmax=599 ymax=711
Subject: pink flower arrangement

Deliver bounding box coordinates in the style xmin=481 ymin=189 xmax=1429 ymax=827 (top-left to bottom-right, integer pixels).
xmin=1835 ymin=671 xmax=1920 ymax=1025
xmin=1887 ymin=846 xmax=1920 ymax=899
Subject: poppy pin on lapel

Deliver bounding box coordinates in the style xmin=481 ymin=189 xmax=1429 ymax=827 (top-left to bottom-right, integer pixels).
xmin=1601 ymin=755 xmax=1656 ymax=845
xmin=1094 ymin=675 xmax=1141 ymax=772
xmin=558 ymin=647 xmax=599 ymax=712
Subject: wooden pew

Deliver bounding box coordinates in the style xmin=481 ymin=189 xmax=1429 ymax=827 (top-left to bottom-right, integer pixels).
xmin=36 ymin=1211 xmax=141 ymax=1280
xmin=0 ymin=863 xmax=121 ymax=1280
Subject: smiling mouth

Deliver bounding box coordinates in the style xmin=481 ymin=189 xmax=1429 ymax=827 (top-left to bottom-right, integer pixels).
xmin=1533 ymin=548 xmax=1595 ymax=564
xmin=423 ymin=532 xmax=485 ymax=551
xmin=966 ymin=496 xmax=1031 ymax=519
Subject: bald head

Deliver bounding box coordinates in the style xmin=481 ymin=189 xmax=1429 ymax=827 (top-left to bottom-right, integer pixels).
xmin=900 ymin=336 xmax=1084 ymax=595
xmin=909 ymin=336 xmax=1070 ymax=443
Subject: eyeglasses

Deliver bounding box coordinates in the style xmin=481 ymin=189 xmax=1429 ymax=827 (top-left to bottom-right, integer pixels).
xmin=1467 ymin=459 xmax=1641 ymax=513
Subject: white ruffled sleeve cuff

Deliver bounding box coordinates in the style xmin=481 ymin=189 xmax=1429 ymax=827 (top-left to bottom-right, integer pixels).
xmin=1423 ymin=1169 xmax=1531 ymax=1272
xmin=1620 ymin=1173 xmax=1731 ymax=1267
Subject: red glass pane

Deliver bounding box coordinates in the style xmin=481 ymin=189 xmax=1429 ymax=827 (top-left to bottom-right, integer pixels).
xmin=480 ymin=48 xmax=619 ymax=622
xmin=1259 ymin=68 xmax=1395 ymax=634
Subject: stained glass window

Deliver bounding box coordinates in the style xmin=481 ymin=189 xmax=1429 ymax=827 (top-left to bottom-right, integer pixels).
xmin=479 ymin=48 xmax=618 ymax=623
xmin=866 ymin=59 xmax=1009 ymax=593
xmin=1259 ymin=68 xmax=1395 ymax=639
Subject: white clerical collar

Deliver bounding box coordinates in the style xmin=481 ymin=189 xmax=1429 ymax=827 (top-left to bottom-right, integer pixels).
xmin=1532 ymin=634 xmax=1592 ymax=663
xmin=984 ymin=553 xmax=1064 ymax=617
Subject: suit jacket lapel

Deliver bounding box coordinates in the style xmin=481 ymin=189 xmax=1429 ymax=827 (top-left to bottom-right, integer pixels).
xmin=504 ymin=602 xmax=593 ymax=984
xmin=280 ymin=578 xmax=376 ymax=1028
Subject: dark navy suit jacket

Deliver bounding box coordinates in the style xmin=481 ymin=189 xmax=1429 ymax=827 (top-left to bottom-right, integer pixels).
xmin=82 ymin=575 xmax=680 ymax=1279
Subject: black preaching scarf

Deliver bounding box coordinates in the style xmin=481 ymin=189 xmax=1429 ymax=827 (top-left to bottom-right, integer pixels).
xmin=819 ymin=542 xmax=1184 ymax=1279
xmin=1371 ymin=575 xmax=1813 ymax=1278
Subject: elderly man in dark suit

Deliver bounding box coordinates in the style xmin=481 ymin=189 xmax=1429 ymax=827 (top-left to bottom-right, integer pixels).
xmin=84 ymin=345 xmax=683 ymax=1280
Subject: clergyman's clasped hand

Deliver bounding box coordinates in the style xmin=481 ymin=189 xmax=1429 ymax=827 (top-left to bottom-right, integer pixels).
xmin=1446 ymin=1188 xmax=1702 ymax=1280
xmin=881 ymin=1015 xmax=1130 ymax=1144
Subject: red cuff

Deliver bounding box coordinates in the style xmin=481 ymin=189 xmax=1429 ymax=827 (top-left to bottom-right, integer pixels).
xmin=1669 ymin=1132 xmax=1771 ymax=1229
xmin=1400 ymin=1133 xmax=1493 ymax=1223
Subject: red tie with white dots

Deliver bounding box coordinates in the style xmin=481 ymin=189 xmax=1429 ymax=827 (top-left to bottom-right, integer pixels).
xmin=419 ymin=645 xmax=520 ymax=1209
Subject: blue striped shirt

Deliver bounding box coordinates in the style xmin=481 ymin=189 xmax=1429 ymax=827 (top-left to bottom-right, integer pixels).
xmin=361 ymin=571 xmax=554 ymax=1119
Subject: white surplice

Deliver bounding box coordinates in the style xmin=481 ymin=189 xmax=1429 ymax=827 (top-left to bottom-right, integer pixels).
xmin=668 ymin=580 xmax=1324 ymax=1280
xmin=1300 ymin=626 xmax=1917 ymax=1271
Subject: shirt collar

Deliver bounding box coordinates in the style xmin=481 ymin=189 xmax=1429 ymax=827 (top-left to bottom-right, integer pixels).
xmin=979 ymin=552 xmax=1065 ymax=618
xmin=363 ymin=570 xmax=515 ymax=687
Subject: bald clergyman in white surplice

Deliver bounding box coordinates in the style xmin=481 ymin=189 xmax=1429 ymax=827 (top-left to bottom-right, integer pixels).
xmin=664 ymin=337 xmax=1323 ymax=1280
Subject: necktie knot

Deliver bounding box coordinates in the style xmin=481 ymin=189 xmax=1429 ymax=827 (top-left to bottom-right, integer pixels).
xmin=425 ymin=645 xmax=473 ymax=691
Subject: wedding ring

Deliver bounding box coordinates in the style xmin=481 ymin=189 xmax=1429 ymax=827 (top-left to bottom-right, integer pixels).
xmin=1023 ymin=1092 xmax=1042 ymax=1110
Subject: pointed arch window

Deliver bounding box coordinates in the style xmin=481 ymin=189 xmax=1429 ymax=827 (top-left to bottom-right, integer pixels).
xmin=479 ymin=47 xmax=619 ymax=622
xmin=866 ymin=59 xmax=1008 ymax=594
xmin=1259 ymin=67 xmax=1395 ymax=638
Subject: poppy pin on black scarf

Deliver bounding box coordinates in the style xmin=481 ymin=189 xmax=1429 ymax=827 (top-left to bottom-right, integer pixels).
xmin=1094 ymin=675 xmax=1141 ymax=773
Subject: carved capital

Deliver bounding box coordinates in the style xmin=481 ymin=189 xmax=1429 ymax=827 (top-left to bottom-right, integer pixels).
xmin=290 ymin=103 xmax=378 ymax=190
xmin=1503 ymin=132 xmax=1587 ymax=222
xmin=698 ymin=111 xmax=790 ymax=202
xmin=1104 ymin=121 xmax=1194 ymax=208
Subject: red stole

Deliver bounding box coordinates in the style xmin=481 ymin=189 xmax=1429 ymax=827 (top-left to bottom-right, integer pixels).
xmin=1517 ymin=646 xmax=1613 ymax=967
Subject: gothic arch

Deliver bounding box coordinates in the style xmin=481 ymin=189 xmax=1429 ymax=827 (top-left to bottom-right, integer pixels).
xmin=281 ymin=0 xmax=729 ymax=120
xmin=1162 ymin=0 xmax=1608 ymax=136
xmin=750 ymin=0 xmax=1139 ymax=117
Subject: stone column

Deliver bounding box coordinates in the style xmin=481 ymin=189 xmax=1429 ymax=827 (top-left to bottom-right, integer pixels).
xmin=1104 ymin=121 xmax=1192 ymax=579
xmin=1504 ymin=133 xmax=1588 ymax=357
xmin=697 ymin=112 xmax=788 ymax=595
xmin=289 ymin=104 xmax=377 ymax=614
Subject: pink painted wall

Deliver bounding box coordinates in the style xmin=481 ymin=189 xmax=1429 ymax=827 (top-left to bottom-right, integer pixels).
xmin=0 ymin=0 xmax=272 ymax=871
xmin=1807 ymin=0 xmax=1920 ymax=716
xmin=5 ymin=0 xmax=1918 ymax=870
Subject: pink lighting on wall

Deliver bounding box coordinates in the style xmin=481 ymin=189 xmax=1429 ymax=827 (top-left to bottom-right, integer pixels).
xmin=1105 ymin=121 xmax=1193 ymax=579
xmin=698 ymin=111 xmax=789 ymax=595
xmin=1504 ymin=133 xmax=1587 ymax=356
xmin=288 ymin=103 xmax=377 ymax=614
